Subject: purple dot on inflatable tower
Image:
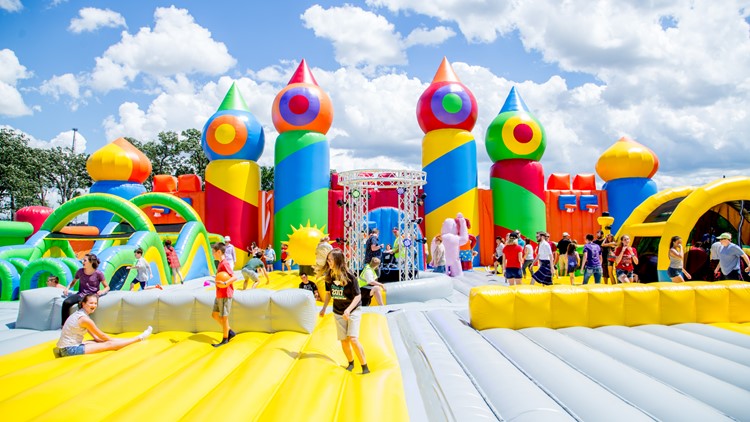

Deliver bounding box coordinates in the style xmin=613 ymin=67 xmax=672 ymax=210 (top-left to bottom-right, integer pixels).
xmin=431 ymin=84 xmax=472 ymax=125
xmin=279 ymin=87 xmax=320 ymax=126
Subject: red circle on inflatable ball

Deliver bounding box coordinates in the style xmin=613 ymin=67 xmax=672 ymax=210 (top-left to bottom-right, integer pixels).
xmin=514 ymin=123 xmax=534 ymax=143
xmin=289 ymin=95 xmax=310 ymax=115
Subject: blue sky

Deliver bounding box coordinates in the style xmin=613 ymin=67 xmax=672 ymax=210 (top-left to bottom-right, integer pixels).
xmin=2 ymin=1 xmax=750 ymax=200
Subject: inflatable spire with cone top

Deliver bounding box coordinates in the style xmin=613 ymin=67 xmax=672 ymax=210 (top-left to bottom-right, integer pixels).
xmin=485 ymin=86 xmax=547 ymax=241
xmin=272 ymin=60 xmax=333 ymax=266
xmin=418 ymin=57 xmax=479 ymax=269
xmin=202 ymin=82 xmax=265 ymax=267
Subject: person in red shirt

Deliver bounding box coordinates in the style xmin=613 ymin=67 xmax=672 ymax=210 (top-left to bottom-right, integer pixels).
xmin=212 ymin=242 xmax=238 ymax=347
xmin=503 ymin=233 xmax=524 ymax=286
xmin=614 ymin=235 xmax=639 ymax=283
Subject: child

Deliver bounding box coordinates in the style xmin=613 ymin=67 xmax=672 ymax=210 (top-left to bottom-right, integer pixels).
xmin=241 ymin=252 xmax=270 ymax=290
xmin=280 ymin=244 xmax=291 ymax=272
xmin=47 ymin=275 xmax=65 ymax=290
xmin=264 ymin=245 xmax=276 ymax=272
xmin=128 ymin=248 xmax=160 ymax=291
xmin=298 ymin=273 xmax=321 ymax=301
xmin=319 ymin=249 xmax=369 ymax=374
xmin=164 ymin=239 xmax=183 ymax=284
xmin=211 ymin=242 xmax=238 ymax=347
xmin=615 ymin=235 xmax=639 ymax=283
xmin=490 ymin=236 xmax=504 ymax=275
xmin=358 ymin=257 xmax=385 ymax=306
xmin=566 ymin=242 xmax=580 ymax=285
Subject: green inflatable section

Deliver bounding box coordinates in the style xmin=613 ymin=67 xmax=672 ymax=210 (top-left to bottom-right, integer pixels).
xmin=273 ymin=188 xmax=329 ymax=261
xmin=491 ymin=178 xmax=546 ymax=238
xmin=0 ymin=221 xmax=33 ymax=247
xmin=19 ymin=258 xmax=75 ymax=292
xmin=41 ymin=193 xmax=154 ymax=233
xmin=128 ymin=192 xmax=203 ymax=224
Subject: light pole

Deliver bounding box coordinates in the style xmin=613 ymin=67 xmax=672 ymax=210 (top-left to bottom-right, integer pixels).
xmin=71 ymin=128 xmax=78 ymax=154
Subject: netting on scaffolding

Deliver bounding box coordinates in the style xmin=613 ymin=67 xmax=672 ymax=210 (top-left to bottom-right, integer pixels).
xmin=337 ymin=169 xmax=427 ymax=281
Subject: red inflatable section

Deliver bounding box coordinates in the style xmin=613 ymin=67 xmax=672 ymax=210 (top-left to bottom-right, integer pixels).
xmin=15 ymin=206 xmax=53 ymax=234
xmin=205 ymin=181 xmax=257 ymax=253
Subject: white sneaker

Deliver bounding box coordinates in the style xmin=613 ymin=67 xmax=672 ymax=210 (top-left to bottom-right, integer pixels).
xmin=138 ymin=326 xmax=153 ymax=341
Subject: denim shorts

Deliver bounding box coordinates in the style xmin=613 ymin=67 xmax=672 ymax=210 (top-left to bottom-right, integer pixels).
xmin=433 ymin=265 xmax=446 ymax=273
xmin=505 ymin=268 xmax=522 ymax=279
xmin=54 ymin=344 xmax=85 ymax=358
xmin=616 ymin=269 xmax=634 ymax=279
xmin=667 ymin=267 xmax=685 ymax=279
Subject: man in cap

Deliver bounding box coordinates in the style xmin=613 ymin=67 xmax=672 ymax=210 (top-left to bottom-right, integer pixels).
xmin=223 ymin=236 xmax=236 ymax=270
xmin=714 ymin=232 xmax=750 ymax=281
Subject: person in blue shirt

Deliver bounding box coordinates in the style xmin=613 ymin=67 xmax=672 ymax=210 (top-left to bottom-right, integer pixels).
xmin=714 ymin=232 xmax=750 ymax=281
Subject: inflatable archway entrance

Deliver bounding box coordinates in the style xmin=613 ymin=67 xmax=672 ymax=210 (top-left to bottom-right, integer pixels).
xmin=617 ymin=177 xmax=750 ymax=281
xmin=41 ymin=193 xmax=154 ymax=233
xmin=128 ymin=192 xmax=203 ymax=224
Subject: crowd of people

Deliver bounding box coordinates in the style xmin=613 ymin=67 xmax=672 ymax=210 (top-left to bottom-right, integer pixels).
xmin=484 ymin=229 xmax=750 ymax=285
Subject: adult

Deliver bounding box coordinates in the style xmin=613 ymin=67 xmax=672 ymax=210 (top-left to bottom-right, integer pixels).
xmin=392 ymin=228 xmax=405 ymax=265
xmin=430 ymin=235 xmax=446 ymax=273
xmin=521 ymin=240 xmax=535 ymax=279
xmin=441 ymin=213 xmax=469 ymax=277
xmin=490 ymin=236 xmax=504 ymax=275
xmin=54 ymin=293 xmax=152 ymax=358
xmin=223 ymin=236 xmax=236 ymax=269
xmin=531 ymin=232 xmax=553 ymax=285
xmin=709 ymin=238 xmax=723 ymax=281
xmin=503 ymin=233 xmax=524 ymax=285
xmin=614 ymin=235 xmax=639 ymax=283
xmin=556 ymin=232 xmax=572 ymax=276
xmin=364 ymin=229 xmax=383 ymax=265
xmin=582 ymin=234 xmax=603 ymax=285
xmin=62 ymin=253 xmax=109 ymax=326
xmin=164 ymin=239 xmax=183 ymax=284
xmin=668 ymin=236 xmax=691 ymax=283
xmin=600 ymin=233 xmax=617 ymax=284
xmin=714 ymin=232 xmax=750 ymax=281
xmin=358 ymin=257 xmax=386 ymax=306
xmin=686 ymin=241 xmax=710 ymax=281
xmin=314 ymin=236 xmax=333 ymax=276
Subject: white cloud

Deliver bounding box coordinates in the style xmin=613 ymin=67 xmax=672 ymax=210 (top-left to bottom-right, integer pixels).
xmin=39 ymin=73 xmax=85 ymax=110
xmin=89 ymin=6 xmax=235 ymax=92
xmin=0 ymin=0 xmax=22 ymax=12
xmin=367 ymin=0 xmax=513 ymax=43
xmin=69 ymin=7 xmax=127 ymax=33
xmin=301 ymin=5 xmax=455 ymax=70
xmin=0 ymin=49 xmax=32 ymax=117
xmin=29 ymin=129 xmax=88 ymax=153
xmin=404 ymin=26 xmax=455 ymax=47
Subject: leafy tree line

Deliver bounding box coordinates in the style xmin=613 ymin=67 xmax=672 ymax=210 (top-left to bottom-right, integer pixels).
xmin=1 ymin=127 xmax=275 ymax=220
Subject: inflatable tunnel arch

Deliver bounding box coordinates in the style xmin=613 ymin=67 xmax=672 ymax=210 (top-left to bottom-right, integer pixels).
xmin=40 ymin=193 xmax=154 ymax=234
xmin=618 ymin=177 xmax=750 ymax=281
xmin=129 ymin=192 xmax=202 ymax=224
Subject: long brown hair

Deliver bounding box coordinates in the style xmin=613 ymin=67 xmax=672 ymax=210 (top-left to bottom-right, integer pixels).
xmin=321 ymin=249 xmax=355 ymax=286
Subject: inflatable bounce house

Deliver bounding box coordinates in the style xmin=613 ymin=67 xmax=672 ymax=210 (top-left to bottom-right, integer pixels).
xmin=1 ymin=57 xmax=750 ymax=421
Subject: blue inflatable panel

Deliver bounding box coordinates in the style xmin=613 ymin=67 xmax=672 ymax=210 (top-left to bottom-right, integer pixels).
xmin=558 ymin=194 xmax=576 ymax=211
xmin=579 ymin=195 xmax=598 ymax=211
xmin=604 ymin=178 xmax=658 ymax=233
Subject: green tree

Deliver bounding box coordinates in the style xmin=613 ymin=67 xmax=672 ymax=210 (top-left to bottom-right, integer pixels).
xmin=181 ymin=128 xmax=208 ymax=183
xmin=261 ymin=165 xmax=274 ymax=191
xmin=0 ymin=128 xmax=45 ymax=218
xmin=44 ymin=147 xmax=92 ymax=204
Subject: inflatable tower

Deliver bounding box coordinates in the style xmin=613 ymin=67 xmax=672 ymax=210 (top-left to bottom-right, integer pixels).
xmin=596 ymin=136 xmax=659 ymax=233
xmin=86 ymin=138 xmax=152 ymax=230
xmin=272 ymin=60 xmax=333 ymax=261
xmin=202 ymin=83 xmax=265 ymax=266
xmin=418 ymin=57 xmax=479 ymax=246
xmin=485 ymin=87 xmax=547 ymax=239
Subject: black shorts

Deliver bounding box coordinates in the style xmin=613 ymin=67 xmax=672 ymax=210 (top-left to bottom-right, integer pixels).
xmin=360 ymin=286 xmax=373 ymax=306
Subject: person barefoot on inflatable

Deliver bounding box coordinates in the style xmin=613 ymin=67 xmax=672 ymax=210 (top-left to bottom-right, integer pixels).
xmin=54 ymin=293 xmax=152 ymax=358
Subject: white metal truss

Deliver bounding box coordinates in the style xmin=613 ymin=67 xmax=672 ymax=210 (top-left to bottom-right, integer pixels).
xmin=337 ymin=169 xmax=427 ymax=281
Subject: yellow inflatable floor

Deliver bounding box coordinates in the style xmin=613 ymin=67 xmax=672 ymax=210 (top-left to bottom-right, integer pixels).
xmin=0 ymin=313 xmax=407 ymax=422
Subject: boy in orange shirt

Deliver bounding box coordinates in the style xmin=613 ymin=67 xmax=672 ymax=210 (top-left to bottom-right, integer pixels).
xmin=212 ymin=242 xmax=238 ymax=347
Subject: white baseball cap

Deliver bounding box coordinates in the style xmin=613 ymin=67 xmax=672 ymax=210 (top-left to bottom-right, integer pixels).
xmin=562 ymin=232 xmax=570 ymax=237
xmin=224 ymin=235 xmax=231 ymax=242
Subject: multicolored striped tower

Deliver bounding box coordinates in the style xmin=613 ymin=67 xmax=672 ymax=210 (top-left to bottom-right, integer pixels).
xmin=272 ymin=60 xmax=333 ymax=262
xmin=202 ymin=82 xmax=265 ymax=265
xmin=418 ymin=57 xmax=479 ymax=247
xmin=485 ymin=87 xmax=547 ymax=239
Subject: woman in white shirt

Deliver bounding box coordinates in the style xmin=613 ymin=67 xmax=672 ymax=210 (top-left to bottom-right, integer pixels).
xmin=531 ymin=232 xmax=554 ymax=285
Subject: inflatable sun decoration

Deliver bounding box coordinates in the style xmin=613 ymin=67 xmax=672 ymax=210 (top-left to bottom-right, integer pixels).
xmin=282 ymin=221 xmax=328 ymax=266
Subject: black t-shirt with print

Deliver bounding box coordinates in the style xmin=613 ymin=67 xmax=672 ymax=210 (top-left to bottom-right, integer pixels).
xmin=325 ymin=278 xmax=361 ymax=315
xmin=299 ymin=281 xmax=318 ymax=293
